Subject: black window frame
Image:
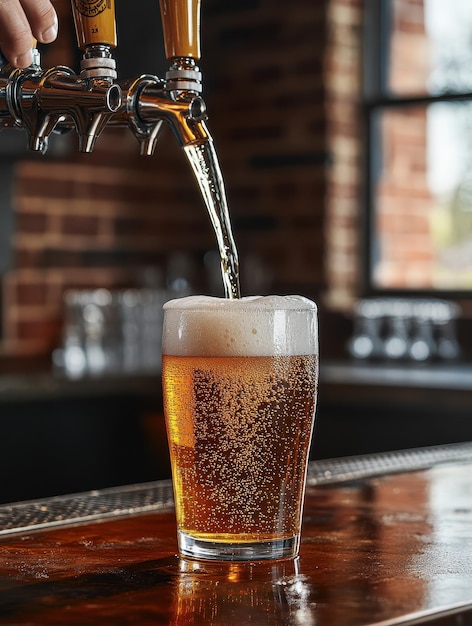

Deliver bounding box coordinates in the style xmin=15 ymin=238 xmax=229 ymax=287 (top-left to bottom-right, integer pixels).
xmin=362 ymin=0 xmax=472 ymax=300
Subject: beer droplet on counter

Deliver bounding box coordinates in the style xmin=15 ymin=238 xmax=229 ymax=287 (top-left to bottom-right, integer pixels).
xmin=252 ymin=328 xmax=257 ymax=334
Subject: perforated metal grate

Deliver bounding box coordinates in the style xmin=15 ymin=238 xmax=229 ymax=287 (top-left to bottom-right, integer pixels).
xmin=1 ymin=443 xmax=471 ymax=537
xmin=0 ymin=480 xmax=174 ymax=536
xmin=307 ymin=442 xmax=472 ymax=485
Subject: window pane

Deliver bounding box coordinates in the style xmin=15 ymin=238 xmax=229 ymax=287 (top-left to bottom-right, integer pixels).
xmin=386 ymin=0 xmax=472 ymax=96
xmin=371 ymin=101 xmax=472 ymax=290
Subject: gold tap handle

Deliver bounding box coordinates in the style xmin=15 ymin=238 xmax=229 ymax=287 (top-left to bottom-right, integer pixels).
xmin=70 ymin=0 xmax=117 ymax=49
xmin=159 ymin=0 xmax=201 ymax=60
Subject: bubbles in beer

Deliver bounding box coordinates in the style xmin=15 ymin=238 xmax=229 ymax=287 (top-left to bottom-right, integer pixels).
xmin=163 ymin=353 xmax=318 ymax=542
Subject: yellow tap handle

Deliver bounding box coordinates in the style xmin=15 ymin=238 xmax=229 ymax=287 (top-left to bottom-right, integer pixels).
xmin=159 ymin=0 xmax=201 ymax=60
xmin=70 ymin=0 xmax=117 ymax=50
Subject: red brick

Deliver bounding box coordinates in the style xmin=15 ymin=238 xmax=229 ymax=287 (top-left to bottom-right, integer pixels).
xmin=16 ymin=212 xmax=48 ymax=234
xmin=15 ymin=282 xmax=49 ymax=307
xmin=15 ymin=318 xmax=61 ymax=347
xmin=61 ymin=215 xmax=101 ymax=236
xmin=15 ymin=248 xmax=43 ymax=269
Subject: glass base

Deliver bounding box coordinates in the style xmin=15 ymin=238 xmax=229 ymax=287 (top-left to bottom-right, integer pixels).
xmin=178 ymin=531 xmax=300 ymax=561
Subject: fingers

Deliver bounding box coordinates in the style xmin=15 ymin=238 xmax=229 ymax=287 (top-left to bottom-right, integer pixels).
xmin=22 ymin=0 xmax=58 ymax=43
xmin=0 ymin=0 xmax=57 ymax=67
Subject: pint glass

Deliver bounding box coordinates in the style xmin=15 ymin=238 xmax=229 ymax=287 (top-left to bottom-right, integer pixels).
xmin=162 ymin=295 xmax=318 ymax=561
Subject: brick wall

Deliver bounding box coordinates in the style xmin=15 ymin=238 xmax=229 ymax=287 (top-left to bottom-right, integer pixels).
xmin=323 ymin=0 xmax=363 ymax=311
xmin=201 ymin=0 xmax=328 ymax=295
xmin=2 ymin=0 xmax=333 ymax=358
xmin=374 ymin=106 xmax=434 ymax=288
xmin=374 ymin=0 xmax=434 ymax=289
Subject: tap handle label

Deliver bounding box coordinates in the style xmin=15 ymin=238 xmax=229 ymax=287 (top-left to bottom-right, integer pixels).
xmin=75 ymin=0 xmax=107 ymax=17
xmin=159 ymin=0 xmax=201 ymax=60
xmin=71 ymin=0 xmax=117 ymax=48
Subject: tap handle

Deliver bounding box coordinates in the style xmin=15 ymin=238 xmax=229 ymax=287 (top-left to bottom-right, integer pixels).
xmin=159 ymin=0 xmax=201 ymax=60
xmin=70 ymin=0 xmax=117 ymax=50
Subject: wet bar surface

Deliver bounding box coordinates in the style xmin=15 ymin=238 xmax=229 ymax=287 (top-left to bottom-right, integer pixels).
xmin=1 ymin=444 xmax=472 ymax=625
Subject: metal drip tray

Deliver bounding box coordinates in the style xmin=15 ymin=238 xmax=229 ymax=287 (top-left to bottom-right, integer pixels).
xmin=0 ymin=480 xmax=174 ymax=537
xmin=1 ymin=442 xmax=471 ymax=537
xmin=307 ymin=441 xmax=472 ymax=485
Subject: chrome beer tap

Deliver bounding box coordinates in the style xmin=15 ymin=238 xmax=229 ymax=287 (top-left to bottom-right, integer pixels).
xmin=111 ymin=0 xmax=209 ymax=156
xmin=0 ymin=1 xmax=122 ymax=154
xmin=0 ymin=0 xmax=211 ymax=156
xmin=67 ymin=0 xmax=122 ymax=152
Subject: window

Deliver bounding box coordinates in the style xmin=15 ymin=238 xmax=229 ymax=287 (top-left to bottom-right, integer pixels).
xmin=364 ymin=0 xmax=472 ymax=295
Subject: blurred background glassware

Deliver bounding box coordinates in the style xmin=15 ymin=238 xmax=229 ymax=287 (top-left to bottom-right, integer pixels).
xmin=436 ymin=317 xmax=461 ymax=360
xmin=383 ymin=315 xmax=410 ymax=360
xmin=347 ymin=299 xmax=384 ymax=360
xmin=430 ymin=300 xmax=461 ymax=361
xmin=57 ymin=290 xmax=87 ymax=379
xmin=54 ymin=284 xmax=177 ymax=379
xmin=347 ymin=297 xmax=461 ymax=364
xmin=408 ymin=314 xmax=435 ymax=362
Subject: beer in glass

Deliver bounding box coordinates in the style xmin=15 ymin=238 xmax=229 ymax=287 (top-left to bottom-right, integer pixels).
xmin=162 ymin=295 xmax=318 ymax=560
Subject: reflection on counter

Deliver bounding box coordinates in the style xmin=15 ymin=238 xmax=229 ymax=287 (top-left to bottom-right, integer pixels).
xmin=171 ymin=558 xmax=310 ymax=626
xmin=2 ymin=448 xmax=472 ymax=624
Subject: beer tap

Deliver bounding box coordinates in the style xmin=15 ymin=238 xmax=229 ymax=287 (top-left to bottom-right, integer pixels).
xmin=0 ymin=0 xmax=212 ymax=157
xmin=0 ymin=1 xmax=122 ymax=154
xmin=68 ymin=0 xmax=122 ymax=152
xmin=112 ymin=0 xmax=209 ymax=156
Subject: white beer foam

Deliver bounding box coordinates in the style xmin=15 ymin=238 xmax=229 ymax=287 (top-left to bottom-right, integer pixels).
xmin=163 ymin=295 xmax=318 ymax=357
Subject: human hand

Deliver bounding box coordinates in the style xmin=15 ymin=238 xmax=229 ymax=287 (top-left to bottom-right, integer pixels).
xmin=0 ymin=0 xmax=58 ymax=68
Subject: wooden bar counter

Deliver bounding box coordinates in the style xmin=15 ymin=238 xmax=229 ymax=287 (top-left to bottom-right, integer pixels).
xmin=1 ymin=443 xmax=472 ymax=625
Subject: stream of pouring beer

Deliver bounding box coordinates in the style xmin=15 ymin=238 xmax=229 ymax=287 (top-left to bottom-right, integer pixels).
xmin=184 ymin=140 xmax=241 ymax=299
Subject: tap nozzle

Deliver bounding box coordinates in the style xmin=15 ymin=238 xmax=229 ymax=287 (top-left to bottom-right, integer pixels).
xmin=111 ymin=74 xmax=207 ymax=155
xmin=48 ymin=68 xmax=121 ymax=153
xmin=115 ymin=75 xmax=165 ymax=156
xmin=18 ymin=66 xmax=121 ymax=154
xmin=136 ymin=78 xmax=208 ymax=149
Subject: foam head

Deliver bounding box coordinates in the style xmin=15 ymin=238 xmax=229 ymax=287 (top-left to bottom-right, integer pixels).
xmin=162 ymin=295 xmax=318 ymax=357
